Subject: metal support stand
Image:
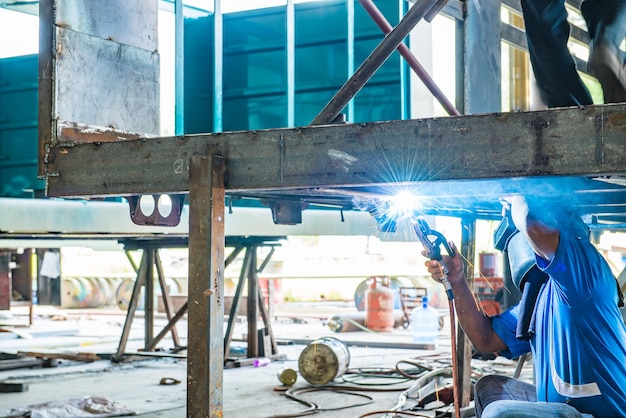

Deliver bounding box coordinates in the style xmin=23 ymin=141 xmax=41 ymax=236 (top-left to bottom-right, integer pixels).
xmin=223 ymin=237 xmax=284 ymax=366
xmin=112 ymin=245 xmax=185 ymax=362
xmin=112 ymin=235 xmax=285 ymax=364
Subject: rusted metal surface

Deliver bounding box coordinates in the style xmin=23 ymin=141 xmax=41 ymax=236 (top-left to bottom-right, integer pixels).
xmin=46 ymin=105 xmax=626 ymax=216
xmin=126 ymin=194 xmax=186 ymax=227
xmin=54 ymin=0 xmax=158 ymax=51
xmin=0 ymin=253 xmax=9 ymax=310
xmin=187 ymin=156 xmax=225 ymax=418
xmin=38 ymin=0 xmax=159 ymax=177
xmin=52 ymin=28 xmax=159 ymax=138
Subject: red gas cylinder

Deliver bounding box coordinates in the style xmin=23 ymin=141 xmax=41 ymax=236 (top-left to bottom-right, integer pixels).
xmin=365 ymin=277 xmax=395 ymax=332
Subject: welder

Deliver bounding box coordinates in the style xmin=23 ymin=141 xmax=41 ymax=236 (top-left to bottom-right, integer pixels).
xmin=424 ymin=194 xmax=626 ymax=417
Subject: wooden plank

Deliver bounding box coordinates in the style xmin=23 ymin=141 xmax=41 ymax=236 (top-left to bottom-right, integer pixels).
xmin=17 ymin=351 xmax=101 ymax=362
xmin=46 ymin=104 xmax=626 ymax=198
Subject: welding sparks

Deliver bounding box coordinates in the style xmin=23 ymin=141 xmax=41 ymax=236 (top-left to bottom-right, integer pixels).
xmin=388 ymin=191 xmax=422 ymax=218
xmin=357 ymin=190 xmax=425 ymax=234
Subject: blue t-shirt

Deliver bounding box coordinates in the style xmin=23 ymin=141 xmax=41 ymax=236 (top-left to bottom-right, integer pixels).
xmin=492 ymin=229 xmax=626 ymax=417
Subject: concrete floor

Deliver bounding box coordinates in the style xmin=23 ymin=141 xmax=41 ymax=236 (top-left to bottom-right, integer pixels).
xmin=0 ymin=303 xmax=529 ymax=417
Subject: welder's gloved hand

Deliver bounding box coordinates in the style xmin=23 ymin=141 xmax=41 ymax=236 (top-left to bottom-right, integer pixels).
xmin=422 ymin=241 xmax=464 ymax=286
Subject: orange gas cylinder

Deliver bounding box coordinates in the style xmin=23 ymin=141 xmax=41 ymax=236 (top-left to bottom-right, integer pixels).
xmin=365 ymin=277 xmax=395 ymax=332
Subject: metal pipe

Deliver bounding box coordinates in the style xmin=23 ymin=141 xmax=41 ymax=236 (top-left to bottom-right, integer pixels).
xmin=311 ymin=0 xmax=440 ymax=125
xmin=358 ymin=0 xmax=460 ymax=116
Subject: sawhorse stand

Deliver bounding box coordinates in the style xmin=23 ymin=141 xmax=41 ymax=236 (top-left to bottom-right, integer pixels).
xmin=112 ymin=236 xmax=286 ymax=366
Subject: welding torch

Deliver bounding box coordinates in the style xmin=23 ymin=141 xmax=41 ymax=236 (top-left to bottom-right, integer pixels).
xmin=412 ymin=216 xmax=455 ymax=301
xmin=412 ymin=216 xmax=461 ymax=418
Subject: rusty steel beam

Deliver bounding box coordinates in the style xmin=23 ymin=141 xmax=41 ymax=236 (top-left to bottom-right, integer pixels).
xmin=46 ymin=104 xmax=626 ymax=199
xmin=187 ymin=155 xmax=225 ymax=418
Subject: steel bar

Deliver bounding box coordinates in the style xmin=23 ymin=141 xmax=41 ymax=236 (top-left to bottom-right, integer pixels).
xmin=145 ymin=301 xmax=188 ymax=352
xmin=347 ymin=0 xmax=355 ymax=122
xmin=223 ymin=246 xmax=251 ymax=357
xmin=286 ymin=0 xmax=295 ymax=127
xmin=247 ymin=246 xmax=259 ymax=358
xmin=154 ymin=250 xmax=180 ymax=347
xmin=46 ymin=104 xmax=626 ymax=199
xmin=174 ymin=0 xmax=184 ymax=135
xmin=38 ymin=0 xmax=53 ymax=177
xmin=256 ymin=247 xmax=278 ymax=355
xmin=358 ymin=0 xmax=460 ymax=116
xmin=113 ymin=250 xmax=148 ymax=362
xmin=187 ymin=155 xmax=225 ymax=418
xmin=213 ymin=0 xmax=223 ymax=132
xmin=145 ymin=249 xmax=155 ymax=347
xmin=311 ymin=0 xmax=440 ymax=125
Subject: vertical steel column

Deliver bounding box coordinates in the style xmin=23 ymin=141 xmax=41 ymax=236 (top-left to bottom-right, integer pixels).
xmin=213 ymin=0 xmax=223 ymax=132
xmin=144 ymin=249 xmax=155 ymax=347
xmin=286 ymin=0 xmax=295 ymax=127
xmin=455 ymin=17 xmax=465 ymax=113
xmin=174 ymin=0 xmax=185 ymax=135
xmin=37 ymin=0 xmax=53 ymax=178
xmin=346 ymin=0 xmax=355 ymax=122
xmin=400 ymin=0 xmax=409 ymax=120
xmin=187 ymin=155 xmax=225 ymax=417
xmin=463 ymin=0 xmax=501 ymax=113
xmin=458 ymin=216 xmax=476 ymax=409
xmin=247 ymin=246 xmax=259 ymax=358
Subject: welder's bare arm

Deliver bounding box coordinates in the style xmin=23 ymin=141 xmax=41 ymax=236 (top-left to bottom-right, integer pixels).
xmin=506 ymin=195 xmax=559 ymax=261
xmin=424 ymin=242 xmax=508 ymax=354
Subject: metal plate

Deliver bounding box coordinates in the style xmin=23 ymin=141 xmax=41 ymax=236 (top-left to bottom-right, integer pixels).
xmin=55 ymin=0 xmax=158 ymax=51
xmin=54 ymin=27 xmax=159 ymax=138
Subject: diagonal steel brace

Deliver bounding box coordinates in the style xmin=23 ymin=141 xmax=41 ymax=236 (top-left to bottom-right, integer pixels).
xmin=359 ymin=0 xmax=459 ymax=116
xmin=310 ymin=0 xmax=449 ymax=125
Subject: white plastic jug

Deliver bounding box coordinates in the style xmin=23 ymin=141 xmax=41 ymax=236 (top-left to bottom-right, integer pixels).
xmin=410 ymin=296 xmax=439 ymax=348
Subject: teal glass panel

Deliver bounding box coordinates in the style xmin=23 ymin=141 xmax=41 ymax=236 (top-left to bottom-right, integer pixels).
xmin=184 ymin=1 xmax=404 ymax=130
xmin=223 ymin=8 xmax=287 ymax=131
xmin=184 ymin=16 xmax=214 ymax=134
xmin=0 ymin=54 xmax=43 ymax=197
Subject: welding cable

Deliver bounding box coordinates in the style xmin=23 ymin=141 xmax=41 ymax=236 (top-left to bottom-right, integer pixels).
xmin=268 ymin=386 xmax=375 ymax=418
xmin=356 ymin=410 xmax=432 ymax=418
xmin=388 ymin=368 xmax=453 ymax=413
xmin=435 ymin=259 xmax=461 ymax=418
xmin=447 ymin=294 xmax=461 ymax=418
xmin=342 ymin=367 xmax=412 ymax=386
xmin=394 ymin=360 xmax=432 ymax=379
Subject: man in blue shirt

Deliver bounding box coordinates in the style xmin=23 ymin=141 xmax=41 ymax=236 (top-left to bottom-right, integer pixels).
xmin=424 ymin=195 xmax=626 ymax=417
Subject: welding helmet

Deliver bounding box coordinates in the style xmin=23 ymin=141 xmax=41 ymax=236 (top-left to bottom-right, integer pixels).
xmin=506 ymin=230 xmax=549 ymax=341
xmin=493 ymin=212 xmax=549 ymax=341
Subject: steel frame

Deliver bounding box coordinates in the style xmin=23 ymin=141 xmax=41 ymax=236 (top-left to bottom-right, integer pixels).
xmin=36 ymin=0 xmax=626 ymax=417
